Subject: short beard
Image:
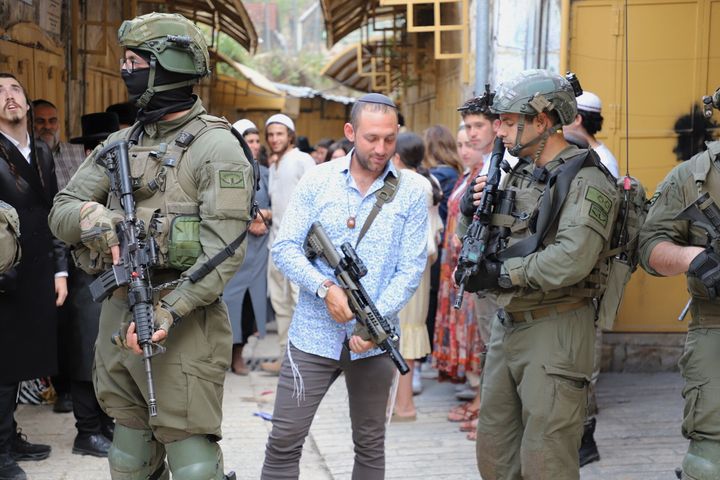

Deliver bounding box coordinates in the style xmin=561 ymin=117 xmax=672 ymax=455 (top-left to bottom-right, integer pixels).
xmin=40 ymin=131 xmax=59 ymax=149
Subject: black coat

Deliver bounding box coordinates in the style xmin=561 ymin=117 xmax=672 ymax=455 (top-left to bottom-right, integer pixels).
xmin=0 ymin=135 xmax=67 ymax=383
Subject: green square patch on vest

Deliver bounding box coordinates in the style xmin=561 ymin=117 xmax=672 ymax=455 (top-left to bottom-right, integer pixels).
xmin=585 ymin=186 xmax=611 ymax=228
xmin=219 ymin=170 xmax=245 ymax=189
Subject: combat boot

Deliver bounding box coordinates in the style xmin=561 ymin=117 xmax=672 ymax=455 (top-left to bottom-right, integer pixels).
xmin=0 ymin=453 xmax=26 ymax=480
xmin=579 ymin=417 xmax=600 ymax=467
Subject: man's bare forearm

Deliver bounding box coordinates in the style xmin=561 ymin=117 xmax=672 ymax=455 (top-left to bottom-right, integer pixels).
xmin=648 ymin=241 xmax=704 ymax=277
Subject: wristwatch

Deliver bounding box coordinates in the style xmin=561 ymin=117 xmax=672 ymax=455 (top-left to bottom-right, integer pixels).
xmin=316 ymin=279 xmax=334 ymax=299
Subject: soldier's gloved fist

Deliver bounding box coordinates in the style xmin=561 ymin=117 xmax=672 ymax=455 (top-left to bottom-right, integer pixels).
xmin=688 ymin=248 xmax=720 ymax=298
xmin=79 ymin=202 xmax=122 ymax=254
xmin=153 ymin=302 xmax=179 ymax=343
xmin=111 ymin=320 xmax=131 ymax=350
xmin=459 ymin=259 xmax=510 ymax=293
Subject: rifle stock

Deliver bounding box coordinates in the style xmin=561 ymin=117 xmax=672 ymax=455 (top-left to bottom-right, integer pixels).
xmin=304 ymin=222 xmax=410 ymax=374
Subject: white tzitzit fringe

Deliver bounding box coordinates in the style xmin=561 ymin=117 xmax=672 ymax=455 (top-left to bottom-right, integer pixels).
xmin=385 ymin=369 xmax=400 ymax=427
xmin=286 ymin=343 xmax=305 ymax=406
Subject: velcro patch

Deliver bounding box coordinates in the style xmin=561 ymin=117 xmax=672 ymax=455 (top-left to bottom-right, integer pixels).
xmin=585 ymin=186 xmax=611 ymax=227
xmin=219 ymin=170 xmax=245 ymax=189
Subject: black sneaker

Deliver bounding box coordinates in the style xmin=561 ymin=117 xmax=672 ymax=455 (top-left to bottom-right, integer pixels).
xmin=72 ymin=433 xmax=110 ymax=458
xmin=52 ymin=392 xmax=73 ymax=413
xmin=10 ymin=430 xmax=50 ymax=462
xmin=0 ymin=454 xmax=26 ymax=480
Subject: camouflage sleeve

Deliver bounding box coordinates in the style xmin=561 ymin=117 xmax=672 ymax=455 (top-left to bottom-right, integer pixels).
xmin=0 ymin=201 xmax=20 ymax=273
xmin=638 ymin=169 xmax=691 ymax=276
xmin=504 ymin=168 xmax=618 ymax=290
xmin=48 ymin=143 xmax=110 ymax=245
xmin=161 ymin=128 xmax=253 ymax=318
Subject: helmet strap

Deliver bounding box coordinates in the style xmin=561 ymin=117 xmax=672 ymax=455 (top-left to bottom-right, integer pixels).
xmin=136 ymin=54 xmax=199 ymax=109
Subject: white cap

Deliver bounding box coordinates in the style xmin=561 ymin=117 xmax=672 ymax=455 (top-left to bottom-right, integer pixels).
xmin=265 ymin=113 xmax=295 ymax=132
xmin=576 ymin=91 xmax=602 ymax=113
xmin=232 ymin=119 xmax=257 ymax=136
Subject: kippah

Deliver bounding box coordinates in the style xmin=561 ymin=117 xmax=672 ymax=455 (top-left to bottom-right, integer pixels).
xmin=357 ymin=93 xmax=397 ymax=108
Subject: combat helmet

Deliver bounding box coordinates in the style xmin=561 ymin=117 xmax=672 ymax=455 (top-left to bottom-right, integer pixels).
xmin=491 ymin=69 xmax=581 ymax=157
xmin=118 ymin=12 xmax=210 ymax=108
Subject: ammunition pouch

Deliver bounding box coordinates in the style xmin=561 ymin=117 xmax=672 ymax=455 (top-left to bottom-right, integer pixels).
xmin=168 ymin=214 xmax=201 ymax=270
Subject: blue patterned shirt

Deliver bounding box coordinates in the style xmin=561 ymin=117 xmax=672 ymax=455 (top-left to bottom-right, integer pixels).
xmin=271 ymin=152 xmax=428 ymax=361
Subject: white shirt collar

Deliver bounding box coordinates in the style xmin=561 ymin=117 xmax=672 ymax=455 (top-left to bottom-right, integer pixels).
xmin=0 ymin=130 xmax=32 ymax=163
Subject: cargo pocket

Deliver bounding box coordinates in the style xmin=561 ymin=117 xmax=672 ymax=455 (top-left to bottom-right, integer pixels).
xmin=543 ymin=365 xmax=589 ymax=439
xmin=181 ymin=354 xmax=225 ymax=433
xmin=168 ymin=215 xmax=201 ymax=270
xmin=681 ymin=380 xmax=710 ymax=440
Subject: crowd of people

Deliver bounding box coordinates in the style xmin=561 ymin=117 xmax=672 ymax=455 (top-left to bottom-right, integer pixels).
xmin=3 ymin=8 xmax=720 ymax=480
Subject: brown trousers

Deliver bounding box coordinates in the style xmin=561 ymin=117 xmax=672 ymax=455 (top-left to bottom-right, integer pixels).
xmin=262 ymin=343 xmax=395 ymax=480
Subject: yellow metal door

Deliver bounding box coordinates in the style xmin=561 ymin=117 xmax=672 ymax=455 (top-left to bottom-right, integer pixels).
xmin=568 ymin=0 xmax=713 ymax=332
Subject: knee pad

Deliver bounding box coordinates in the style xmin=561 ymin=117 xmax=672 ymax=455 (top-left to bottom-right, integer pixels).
xmin=108 ymin=424 xmax=167 ymax=480
xmin=165 ymin=435 xmax=224 ymax=480
xmin=682 ymin=440 xmax=720 ymax=480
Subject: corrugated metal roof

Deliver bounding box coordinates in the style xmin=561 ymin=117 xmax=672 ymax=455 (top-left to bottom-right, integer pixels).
xmin=138 ymin=0 xmax=258 ymax=53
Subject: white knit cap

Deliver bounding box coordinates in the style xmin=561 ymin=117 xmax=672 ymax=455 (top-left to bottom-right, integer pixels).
xmin=576 ymin=91 xmax=602 ymax=113
xmin=265 ymin=113 xmax=295 ymax=132
xmin=232 ymin=119 xmax=257 ymax=136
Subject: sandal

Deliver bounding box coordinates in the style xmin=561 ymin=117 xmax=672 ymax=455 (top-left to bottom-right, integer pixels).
xmin=466 ymin=429 xmax=477 ymax=441
xmin=459 ymin=418 xmax=478 ymax=432
xmin=447 ymin=402 xmax=479 ymax=422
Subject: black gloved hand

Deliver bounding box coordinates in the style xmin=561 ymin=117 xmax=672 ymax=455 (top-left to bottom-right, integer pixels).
xmin=460 ymin=177 xmax=479 ymax=217
xmin=688 ymin=248 xmax=720 ymax=298
xmin=456 ymin=259 xmax=505 ymax=293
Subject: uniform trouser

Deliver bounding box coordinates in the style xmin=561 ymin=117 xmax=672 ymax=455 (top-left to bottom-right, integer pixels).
xmin=71 ymin=380 xmax=113 ymax=435
xmin=0 ymin=382 xmax=17 ymax=455
xmin=261 ymin=343 xmax=395 ymax=480
xmin=679 ymin=328 xmax=720 ymax=444
xmin=476 ymin=304 xmax=595 ymax=480
xmin=267 ymin=259 xmax=299 ymax=351
xmin=93 ymin=295 xmax=231 ymax=445
xmin=586 ymin=326 xmax=603 ymax=419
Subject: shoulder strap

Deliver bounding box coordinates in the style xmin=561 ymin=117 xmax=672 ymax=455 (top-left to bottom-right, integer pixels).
xmin=187 ymin=119 xmax=260 ymax=284
xmin=497 ymin=150 xmax=594 ymax=261
xmin=693 ymin=142 xmax=718 ymax=191
xmin=356 ymin=171 xmax=401 ymax=247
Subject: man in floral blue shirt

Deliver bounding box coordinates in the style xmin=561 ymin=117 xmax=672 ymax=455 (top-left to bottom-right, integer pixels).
xmin=261 ymin=94 xmax=428 ymax=480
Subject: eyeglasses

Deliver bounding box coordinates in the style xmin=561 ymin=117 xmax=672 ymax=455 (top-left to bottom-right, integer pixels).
xmin=120 ymin=57 xmax=139 ymax=73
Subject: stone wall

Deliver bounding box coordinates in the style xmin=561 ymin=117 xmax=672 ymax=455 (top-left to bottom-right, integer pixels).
xmin=601 ymin=332 xmax=685 ymax=372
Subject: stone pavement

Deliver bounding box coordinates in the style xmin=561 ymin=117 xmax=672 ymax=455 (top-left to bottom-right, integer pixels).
xmin=16 ymin=332 xmax=687 ymax=479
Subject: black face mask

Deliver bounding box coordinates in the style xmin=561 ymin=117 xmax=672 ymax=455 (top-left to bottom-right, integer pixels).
xmin=121 ymin=67 xmax=196 ymax=125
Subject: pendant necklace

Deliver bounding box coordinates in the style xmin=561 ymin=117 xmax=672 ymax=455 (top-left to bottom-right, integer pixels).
xmin=346 ymin=192 xmax=357 ymax=229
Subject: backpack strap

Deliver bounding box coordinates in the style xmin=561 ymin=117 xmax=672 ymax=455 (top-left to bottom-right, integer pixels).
xmin=496 ymin=150 xmax=596 ymax=261
xmin=694 ymin=141 xmax=720 ymax=192
xmin=356 ymin=171 xmax=401 ymax=248
xmin=187 ymin=118 xmax=260 ymax=284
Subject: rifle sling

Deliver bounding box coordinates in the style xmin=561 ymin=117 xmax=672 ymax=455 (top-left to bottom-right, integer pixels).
xmin=496 ymin=151 xmax=594 ymax=261
xmin=188 ymin=220 xmax=251 ymax=283
xmin=356 ymin=172 xmax=400 ymax=247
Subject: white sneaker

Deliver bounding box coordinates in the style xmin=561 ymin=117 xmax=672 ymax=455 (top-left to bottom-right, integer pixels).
xmin=412 ymin=367 xmax=423 ymax=395
xmin=420 ymin=361 xmax=438 ymax=379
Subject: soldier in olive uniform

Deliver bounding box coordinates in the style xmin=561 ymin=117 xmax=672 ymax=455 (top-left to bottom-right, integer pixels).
xmin=49 ymin=13 xmax=253 ymax=480
xmin=638 ymin=88 xmax=720 ymax=480
xmin=457 ymin=70 xmax=620 ymax=479
xmin=0 ymin=201 xmax=20 ymax=274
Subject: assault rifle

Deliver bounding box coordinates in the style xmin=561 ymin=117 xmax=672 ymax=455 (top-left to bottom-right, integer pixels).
xmin=304 ymin=222 xmax=410 ymax=374
xmin=676 ymin=192 xmax=720 ymax=321
xmin=87 ymin=139 xmax=164 ymax=417
xmin=454 ymin=137 xmax=514 ymax=309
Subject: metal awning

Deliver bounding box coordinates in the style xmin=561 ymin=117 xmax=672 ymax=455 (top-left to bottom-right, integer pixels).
xmin=210 ymin=51 xmax=285 ymax=111
xmin=319 ymin=0 xmax=400 ymax=47
xmin=321 ymin=41 xmax=405 ymax=94
xmin=137 ymin=0 xmax=258 ymax=53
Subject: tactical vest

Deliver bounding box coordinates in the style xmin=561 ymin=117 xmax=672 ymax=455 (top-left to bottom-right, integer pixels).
xmin=108 ymin=114 xmax=235 ymax=272
xmin=491 ymin=150 xmax=620 ymax=309
xmin=680 ymin=142 xmax=720 ymax=328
